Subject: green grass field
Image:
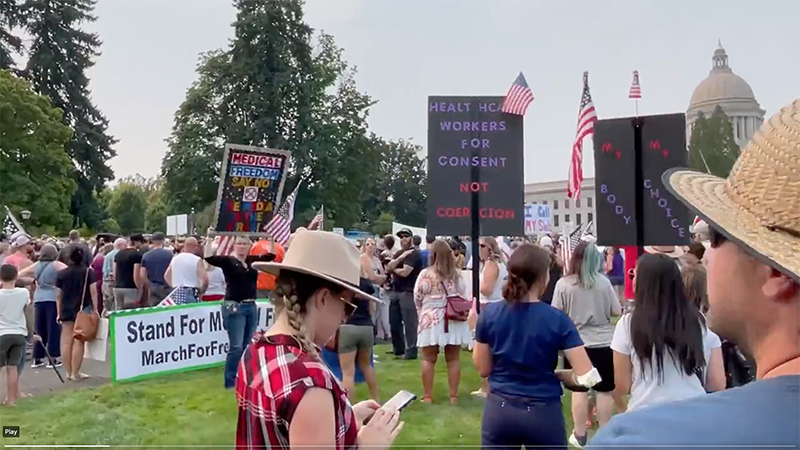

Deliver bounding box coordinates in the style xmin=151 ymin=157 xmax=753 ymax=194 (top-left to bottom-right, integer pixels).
xmin=1 ymin=344 xmax=585 ymax=446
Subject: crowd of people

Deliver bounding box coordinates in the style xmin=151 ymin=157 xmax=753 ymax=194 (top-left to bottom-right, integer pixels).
xmin=1 ymin=102 xmax=798 ymax=448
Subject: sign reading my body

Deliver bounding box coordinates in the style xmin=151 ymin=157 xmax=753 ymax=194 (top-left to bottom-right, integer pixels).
xmin=431 ymin=100 xmax=515 ymax=220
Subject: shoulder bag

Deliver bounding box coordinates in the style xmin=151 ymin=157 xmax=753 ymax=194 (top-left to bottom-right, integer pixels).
xmin=73 ymin=268 xmax=99 ymax=342
xmin=443 ymin=280 xmax=471 ymax=333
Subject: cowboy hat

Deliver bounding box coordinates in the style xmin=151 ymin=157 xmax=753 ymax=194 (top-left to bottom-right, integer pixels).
xmin=663 ymin=99 xmax=800 ymax=283
xmin=644 ymin=245 xmax=685 ymax=258
xmin=252 ymin=230 xmax=382 ymax=303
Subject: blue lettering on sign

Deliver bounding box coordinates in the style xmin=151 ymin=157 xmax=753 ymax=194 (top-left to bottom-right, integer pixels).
xmin=600 ymin=184 xmax=632 ymax=225
xmin=643 ymin=179 xmax=686 ymax=238
xmin=229 ymin=165 xmax=282 ymax=180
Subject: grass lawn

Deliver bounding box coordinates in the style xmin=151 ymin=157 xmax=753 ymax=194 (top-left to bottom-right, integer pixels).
xmin=2 ymin=344 xmax=585 ymax=446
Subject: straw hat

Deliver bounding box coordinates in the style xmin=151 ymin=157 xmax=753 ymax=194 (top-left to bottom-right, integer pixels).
xmin=664 ymin=99 xmax=800 ymax=283
xmin=252 ymin=230 xmax=382 ymax=303
xmin=644 ymin=245 xmax=685 ymax=258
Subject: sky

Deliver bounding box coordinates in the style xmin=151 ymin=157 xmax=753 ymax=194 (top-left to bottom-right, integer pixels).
xmin=81 ymin=0 xmax=800 ymax=184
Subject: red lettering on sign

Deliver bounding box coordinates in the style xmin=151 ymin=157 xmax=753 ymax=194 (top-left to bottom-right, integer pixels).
xmin=459 ymin=182 xmax=489 ymax=193
xmin=602 ymin=142 xmax=613 ymax=153
xmin=230 ymin=152 xmax=284 ymax=168
xmin=648 ymin=140 xmax=661 ymax=151
xmin=436 ymin=207 xmax=515 ymax=219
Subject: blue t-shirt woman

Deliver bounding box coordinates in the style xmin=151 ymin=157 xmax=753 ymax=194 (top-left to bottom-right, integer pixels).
xmin=473 ymin=244 xmax=596 ymax=449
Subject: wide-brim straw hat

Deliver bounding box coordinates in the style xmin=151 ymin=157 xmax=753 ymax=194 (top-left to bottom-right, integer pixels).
xmin=644 ymin=245 xmax=685 ymax=258
xmin=253 ymin=230 xmax=382 ymax=303
xmin=663 ymin=99 xmax=800 ymax=283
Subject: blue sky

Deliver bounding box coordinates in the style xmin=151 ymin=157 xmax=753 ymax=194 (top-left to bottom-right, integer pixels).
xmin=83 ymin=0 xmax=800 ymax=183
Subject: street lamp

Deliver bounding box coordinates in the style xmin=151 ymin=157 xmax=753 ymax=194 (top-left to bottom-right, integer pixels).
xmin=20 ymin=210 xmax=31 ymax=220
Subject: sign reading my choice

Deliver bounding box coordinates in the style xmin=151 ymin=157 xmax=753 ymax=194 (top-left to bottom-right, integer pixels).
xmin=426 ymin=97 xmax=524 ymax=236
xmin=592 ymin=113 xmax=691 ymax=246
xmin=212 ymin=144 xmax=291 ymax=236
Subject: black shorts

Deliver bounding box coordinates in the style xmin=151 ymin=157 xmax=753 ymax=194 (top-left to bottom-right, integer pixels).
xmin=564 ymin=346 xmax=615 ymax=393
xmin=0 ymin=334 xmax=26 ymax=367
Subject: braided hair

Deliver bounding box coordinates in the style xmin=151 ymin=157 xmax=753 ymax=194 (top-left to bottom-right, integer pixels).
xmin=270 ymin=270 xmax=347 ymax=360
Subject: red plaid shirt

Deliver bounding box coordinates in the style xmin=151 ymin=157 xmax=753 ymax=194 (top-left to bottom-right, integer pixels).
xmin=235 ymin=332 xmax=358 ymax=449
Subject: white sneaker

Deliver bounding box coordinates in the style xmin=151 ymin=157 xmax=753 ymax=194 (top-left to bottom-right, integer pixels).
xmin=568 ymin=432 xmax=587 ymax=448
xmin=31 ymin=360 xmax=45 ymax=369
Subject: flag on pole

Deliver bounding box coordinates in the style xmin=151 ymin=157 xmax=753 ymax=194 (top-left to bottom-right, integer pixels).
xmin=264 ymin=182 xmax=301 ymax=246
xmin=2 ymin=206 xmax=24 ymax=238
xmin=158 ymin=287 xmax=188 ymax=307
xmin=559 ymin=223 xmax=588 ymax=273
xmin=501 ymin=72 xmax=535 ymax=116
xmin=567 ymin=72 xmax=598 ymax=201
xmin=629 ymin=70 xmax=642 ymax=99
xmin=214 ymin=236 xmax=234 ymax=256
xmin=308 ymin=206 xmax=324 ymax=231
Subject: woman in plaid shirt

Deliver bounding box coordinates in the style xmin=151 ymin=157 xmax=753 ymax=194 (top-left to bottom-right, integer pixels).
xmin=240 ymin=230 xmax=404 ymax=450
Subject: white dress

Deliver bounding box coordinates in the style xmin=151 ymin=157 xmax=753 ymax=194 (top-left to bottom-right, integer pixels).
xmin=414 ymin=268 xmax=472 ymax=348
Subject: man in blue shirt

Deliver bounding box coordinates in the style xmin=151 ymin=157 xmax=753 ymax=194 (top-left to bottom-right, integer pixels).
xmin=140 ymin=232 xmax=174 ymax=306
xmin=590 ymin=101 xmax=800 ymax=448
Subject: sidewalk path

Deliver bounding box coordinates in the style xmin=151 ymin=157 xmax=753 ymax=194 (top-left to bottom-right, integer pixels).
xmin=0 ymin=348 xmax=111 ymax=399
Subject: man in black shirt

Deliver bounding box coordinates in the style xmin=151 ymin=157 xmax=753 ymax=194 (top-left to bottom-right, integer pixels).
xmin=113 ymin=234 xmax=145 ymax=310
xmin=385 ymin=228 xmax=423 ymax=359
xmin=58 ymin=230 xmax=92 ymax=267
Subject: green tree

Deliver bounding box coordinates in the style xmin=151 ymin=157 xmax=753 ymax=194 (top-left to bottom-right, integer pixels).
xmin=162 ymin=1 xmax=381 ymax=231
xmin=22 ymin=0 xmax=117 ymax=229
xmin=0 ymin=0 xmax=23 ymax=70
xmin=0 ymin=70 xmax=75 ymax=231
xmin=371 ymin=212 xmax=394 ymax=236
xmin=106 ymin=181 xmax=147 ymax=235
xmin=689 ymin=106 xmax=740 ymax=178
xmin=363 ymin=137 xmax=428 ymax=227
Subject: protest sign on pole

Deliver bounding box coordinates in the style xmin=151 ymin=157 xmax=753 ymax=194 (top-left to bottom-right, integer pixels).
xmin=524 ymin=204 xmax=551 ymax=234
xmin=211 ymin=144 xmax=291 ymax=237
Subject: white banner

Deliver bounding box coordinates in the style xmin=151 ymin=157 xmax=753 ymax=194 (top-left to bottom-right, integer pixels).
xmin=110 ymin=301 xmax=274 ymax=382
xmin=524 ymin=204 xmax=551 ymax=234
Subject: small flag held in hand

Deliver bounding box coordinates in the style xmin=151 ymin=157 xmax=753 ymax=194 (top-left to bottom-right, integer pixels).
xmin=501 ymin=72 xmax=535 ymax=116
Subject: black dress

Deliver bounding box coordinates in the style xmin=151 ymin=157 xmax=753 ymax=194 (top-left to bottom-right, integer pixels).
xmin=56 ymin=266 xmax=96 ymax=322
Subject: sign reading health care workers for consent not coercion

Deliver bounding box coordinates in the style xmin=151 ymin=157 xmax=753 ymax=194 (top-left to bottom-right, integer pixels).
xmin=110 ymin=302 xmax=275 ymax=382
xmin=212 ymin=144 xmax=291 ymax=237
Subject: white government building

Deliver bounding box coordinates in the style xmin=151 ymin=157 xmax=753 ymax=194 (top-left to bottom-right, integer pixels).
xmin=524 ymin=43 xmax=762 ymax=233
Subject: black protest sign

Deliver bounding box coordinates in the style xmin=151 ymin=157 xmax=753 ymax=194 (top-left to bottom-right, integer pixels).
xmin=426 ymin=96 xmax=524 ymax=236
xmin=592 ymin=113 xmax=690 ymax=246
xmin=640 ymin=113 xmax=690 ymax=244
xmin=212 ymin=144 xmax=291 ymax=236
xmin=593 ymin=118 xmax=637 ymax=245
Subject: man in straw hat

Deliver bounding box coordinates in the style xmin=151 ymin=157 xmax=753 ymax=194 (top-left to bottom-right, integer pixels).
xmin=590 ymin=101 xmax=800 ymax=447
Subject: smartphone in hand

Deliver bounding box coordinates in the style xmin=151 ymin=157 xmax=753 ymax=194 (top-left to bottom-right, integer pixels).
xmin=363 ymin=390 xmax=416 ymax=424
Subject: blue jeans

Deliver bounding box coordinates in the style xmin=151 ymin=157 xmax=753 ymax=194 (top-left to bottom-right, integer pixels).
xmin=481 ymin=393 xmax=566 ymax=449
xmin=221 ymin=301 xmax=258 ymax=389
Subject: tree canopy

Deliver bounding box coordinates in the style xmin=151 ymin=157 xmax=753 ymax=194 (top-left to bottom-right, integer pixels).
xmin=161 ymin=0 xmax=427 ymax=232
xmin=0 ymin=69 xmax=76 ymax=231
xmin=689 ymin=106 xmax=740 ymax=178
xmin=22 ymin=0 xmax=117 ymax=229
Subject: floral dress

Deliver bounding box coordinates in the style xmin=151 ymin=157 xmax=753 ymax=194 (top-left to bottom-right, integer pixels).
xmin=414 ymin=267 xmax=472 ymax=348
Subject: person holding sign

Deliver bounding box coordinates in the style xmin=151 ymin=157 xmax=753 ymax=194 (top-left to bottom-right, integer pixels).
xmin=205 ymin=236 xmax=274 ymax=390
xmin=239 ymin=230 xmax=402 ymax=450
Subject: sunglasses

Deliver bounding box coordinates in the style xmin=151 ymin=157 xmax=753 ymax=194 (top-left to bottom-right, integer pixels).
xmin=479 ymin=243 xmax=487 ymax=248
xmin=709 ymin=227 xmax=728 ymax=249
xmin=329 ymin=291 xmax=357 ymax=318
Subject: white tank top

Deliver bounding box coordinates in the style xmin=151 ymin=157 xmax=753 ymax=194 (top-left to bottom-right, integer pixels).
xmin=480 ymin=261 xmax=507 ymax=303
xmin=205 ymin=266 xmax=226 ymax=296
xmin=170 ymin=253 xmax=201 ymax=288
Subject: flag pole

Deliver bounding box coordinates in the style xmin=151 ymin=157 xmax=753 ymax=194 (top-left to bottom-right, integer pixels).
xmin=635 ymin=99 xmax=639 ymax=118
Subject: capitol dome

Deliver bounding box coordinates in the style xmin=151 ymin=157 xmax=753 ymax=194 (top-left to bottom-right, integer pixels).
xmin=686 ymin=44 xmax=765 ymax=149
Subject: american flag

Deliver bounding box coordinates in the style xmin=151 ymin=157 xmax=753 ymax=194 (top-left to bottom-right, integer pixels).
xmin=559 ymin=224 xmax=587 ymax=274
xmin=158 ymin=287 xmax=188 ymax=306
xmin=307 ymin=206 xmax=324 ymax=230
xmin=214 ymin=236 xmax=234 ymax=256
xmin=2 ymin=206 xmax=24 ymax=238
xmin=629 ymin=70 xmax=642 ymax=99
xmin=501 ymin=72 xmax=535 ymax=116
xmin=264 ymin=183 xmax=301 ymax=246
xmin=567 ymin=72 xmax=597 ymax=201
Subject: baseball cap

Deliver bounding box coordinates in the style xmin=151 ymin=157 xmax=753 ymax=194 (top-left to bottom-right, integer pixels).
xmin=396 ymin=228 xmax=412 ymax=238
xmin=539 ymin=236 xmax=553 ymax=248
xmin=10 ymin=232 xmax=31 ymax=249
